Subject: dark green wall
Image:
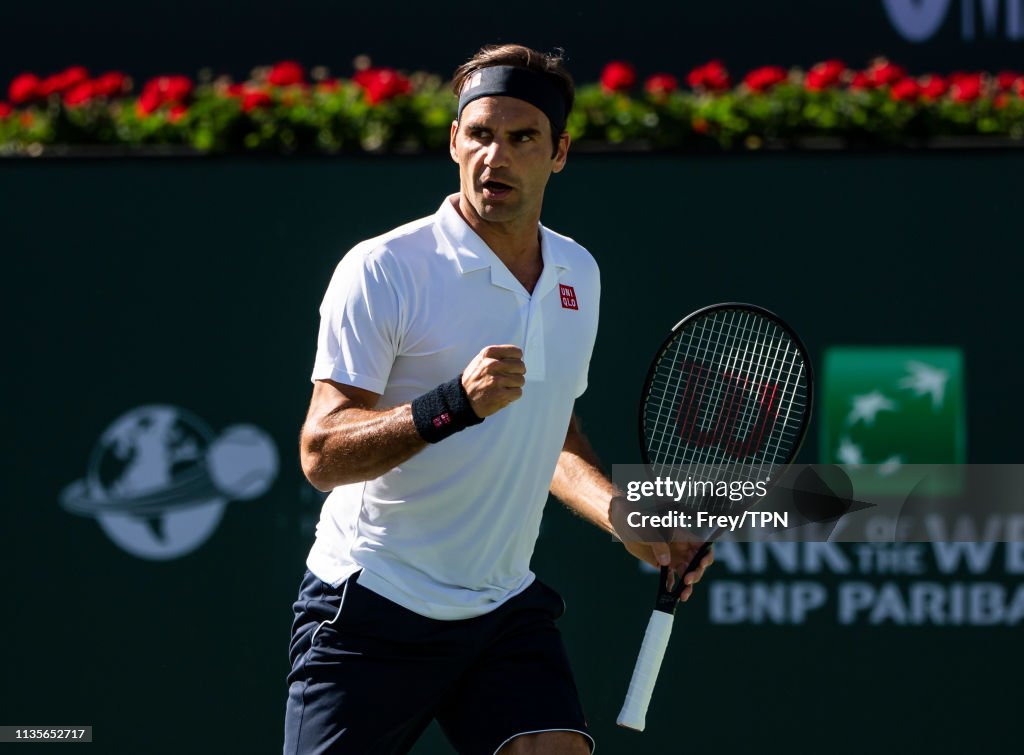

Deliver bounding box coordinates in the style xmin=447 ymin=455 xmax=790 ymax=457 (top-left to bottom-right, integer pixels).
xmin=3 ymin=153 xmax=1021 ymax=753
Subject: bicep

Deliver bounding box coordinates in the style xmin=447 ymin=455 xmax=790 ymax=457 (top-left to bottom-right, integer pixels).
xmin=299 ymin=380 xmax=398 ymax=489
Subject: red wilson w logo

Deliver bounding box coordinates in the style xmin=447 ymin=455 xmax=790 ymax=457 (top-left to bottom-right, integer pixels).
xmin=674 ymin=360 xmax=780 ymax=460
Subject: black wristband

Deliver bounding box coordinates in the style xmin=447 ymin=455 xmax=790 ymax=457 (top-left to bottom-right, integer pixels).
xmin=411 ymin=374 xmax=484 ymax=443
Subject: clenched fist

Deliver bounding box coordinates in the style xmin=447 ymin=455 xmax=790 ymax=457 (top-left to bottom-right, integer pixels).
xmin=461 ymin=345 xmax=526 ymax=418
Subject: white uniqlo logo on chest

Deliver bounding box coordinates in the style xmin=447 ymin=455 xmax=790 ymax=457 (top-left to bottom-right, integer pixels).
xmin=560 ymin=285 xmax=578 ymax=310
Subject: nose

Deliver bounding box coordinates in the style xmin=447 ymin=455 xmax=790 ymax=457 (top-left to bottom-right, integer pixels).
xmin=483 ymin=138 xmax=509 ymax=168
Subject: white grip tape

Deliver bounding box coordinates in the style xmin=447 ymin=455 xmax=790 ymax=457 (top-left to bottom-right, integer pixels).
xmin=616 ymin=610 xmax=675 ymax=731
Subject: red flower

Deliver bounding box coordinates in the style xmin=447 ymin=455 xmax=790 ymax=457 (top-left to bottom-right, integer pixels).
xmin=63 ymin=80 xmax=95 ymax=107
xmin=744 ymin=65 xmax=788 ymax=93
xmin=37 ymin=76 xmax=61 ymax=97
xmin=38 ymin=66 xmax=90 ymax=97
xmin=889 ymin=78 xmax=920 ymax=101
xmin=867 ymin=60 xmax=906 ymax=87
xmin=919 ymin=74 xmax=948 ymax=101
xmin=92 ymin=71 xmax=128 ymax=98
xmin=0 ymin=102 xmax=12 ymax=119
xmin=687 ymin=60 xmax=731 ymax=91
xmin=804 ymin=59 xmax=846 ymax=91
xmin=996 ymin=71 xmax=1021 ymax=92
xmin=168 ymin=76 xmax=193 ymax=101
xmin=37 ymin=76 xmax=59 ymax=97
xmin=316 ymin=78 xmax=341 ymax=93
xmin=269 ymin=60 xmax=305 ymax=87
xmin=1016 ymin=79 xmax=1024 ymax=97
xmin=168 ymin=104 xmax=188 ymax=122
xmin=241 ymin=89 xmax=272 ymax=112
xmin=9 ymin=73 xmax=40 ymax=104
xmin=136 ymin=88 xmax=162 ymax=116
xmin=145 ymin=75 xmax=192 ymax=103
xmin=63 ymin=66 xmax=89 ymax=87
xmin=994 ymin=93 xmax=1010 ymax=109
xmin=848 ymin=71 xmax=873 ymax=91
xmin=645 ymin=73 xmax=678 ymax=97
xmin=600 ymin=61 xmax=636 ymax=93
xmin=353 ymin=68 xmax=412 ymax=105
xmin=950 ymin=74 xmax=983 ymax=102
xmin=136 ymin=75 xmax=191 ymax=115
xmin=226 ymin=82 xmax=246 ymax=97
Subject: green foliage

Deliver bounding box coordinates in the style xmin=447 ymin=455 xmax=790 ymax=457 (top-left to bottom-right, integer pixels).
xmin=3 ymin=64 xmax=1023 ymax=155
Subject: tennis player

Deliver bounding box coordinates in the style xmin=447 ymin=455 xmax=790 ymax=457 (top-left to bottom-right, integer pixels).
xmin=283 ymin=43 xmax=713 ymax=755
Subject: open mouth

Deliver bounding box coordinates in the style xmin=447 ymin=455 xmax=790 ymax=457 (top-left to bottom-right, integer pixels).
xmin=482 ymin=180 xmax=513 ymax=197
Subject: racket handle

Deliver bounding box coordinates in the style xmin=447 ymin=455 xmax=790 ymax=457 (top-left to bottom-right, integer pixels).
xmin=685 ymin=541 xmax=712 ymax=575
xmin=617 ymin=610 xmax=674 ymax=732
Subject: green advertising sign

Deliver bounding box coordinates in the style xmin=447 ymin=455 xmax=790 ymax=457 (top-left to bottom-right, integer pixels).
xmin=820 ymin=347 xmax=966 ymax=491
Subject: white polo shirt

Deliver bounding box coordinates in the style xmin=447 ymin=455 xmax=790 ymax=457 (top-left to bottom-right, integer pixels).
xmin=306 ymin=195 xmax=600 ymax=620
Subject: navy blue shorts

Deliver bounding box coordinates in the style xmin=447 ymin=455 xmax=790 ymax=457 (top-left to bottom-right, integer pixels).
xmin=282 ymin=570 xmax=593 ymax=755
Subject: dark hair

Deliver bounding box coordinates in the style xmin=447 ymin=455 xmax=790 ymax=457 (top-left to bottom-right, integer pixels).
xmin=452 ymin=44 xmax=574 ymax=155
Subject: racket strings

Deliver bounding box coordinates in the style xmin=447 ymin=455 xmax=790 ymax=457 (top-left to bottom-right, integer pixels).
xmin=647 ymin=324 xmax=806 ymax=463
xmin=643 ymin=323 xmax=794 ymax=465
xmin=642 ymin=308 xmax=808 ymax=516
xmin=646 ymin=314 xmax=806 ymax=467
xmin=672 ymin=310 xmax=755 ymax=495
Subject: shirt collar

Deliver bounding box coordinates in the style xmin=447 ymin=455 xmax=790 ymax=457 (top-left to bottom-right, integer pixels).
xmin=436 ymin=194 xmax=572 ymax=277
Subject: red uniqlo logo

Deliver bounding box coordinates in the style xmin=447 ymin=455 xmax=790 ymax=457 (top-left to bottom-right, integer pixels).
xmin=559 ymin=284 xmax=578 ymax=310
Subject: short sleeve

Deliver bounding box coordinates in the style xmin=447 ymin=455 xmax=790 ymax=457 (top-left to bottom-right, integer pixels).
xmin=311 ymin=248 xmax=400 ymax=395
xmin=574 ymin=259 xmax=601 ymax=398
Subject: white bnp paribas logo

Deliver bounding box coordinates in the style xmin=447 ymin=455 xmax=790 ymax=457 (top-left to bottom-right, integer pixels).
xmin=884 ymin=0 xmax=1024 ymax=42
xmin=61 ymin=405 xmax=279 ymax=560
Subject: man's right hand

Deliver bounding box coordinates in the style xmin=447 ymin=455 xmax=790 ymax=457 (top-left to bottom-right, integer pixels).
xmin=461 ymin=345 xmax=526 ymax=418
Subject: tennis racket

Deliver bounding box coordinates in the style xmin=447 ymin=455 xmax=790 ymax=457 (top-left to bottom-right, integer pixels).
xmin=616 ymin=303 xmax=813 ymax=731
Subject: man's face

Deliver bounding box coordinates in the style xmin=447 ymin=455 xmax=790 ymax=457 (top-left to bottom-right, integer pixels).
xmin=450 ymin=95 xmax=569 ymax=226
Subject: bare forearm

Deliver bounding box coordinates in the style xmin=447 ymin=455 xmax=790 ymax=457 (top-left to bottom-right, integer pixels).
xmin=552 ymin=415 xmax=716 ymax=582
xmin=550 ymin=417 xmax=619 ymax=536
xmin=301 ymin=404 xmax=426 ymax=491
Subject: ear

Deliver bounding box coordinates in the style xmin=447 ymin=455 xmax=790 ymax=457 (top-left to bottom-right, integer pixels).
xmin=449 ymin=120 xmax=459 ymax=163
xmin=551 ymin=131 xmax=571 ymax=174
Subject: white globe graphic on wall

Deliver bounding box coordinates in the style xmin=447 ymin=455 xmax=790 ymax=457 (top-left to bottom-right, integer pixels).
xmin=60 ymin=405 xmax=278 ymax=560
